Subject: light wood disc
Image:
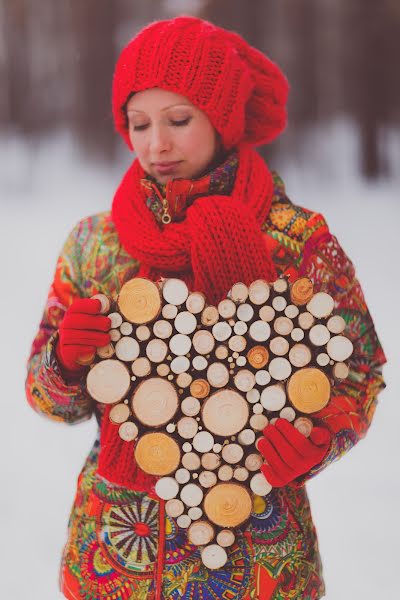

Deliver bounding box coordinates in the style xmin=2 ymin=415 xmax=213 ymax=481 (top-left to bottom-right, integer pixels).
xmin=120 ymin=322 xmax=133 ymax=336
xmin=192 ymin=355 xmax=208 ymax=371
xmin=287 ymin=368 xmax=331 ymax=413
xmin=298 ymin=312 xmax=315 ymax=330
xmin=109 ymin=403 xmax=130 ymax=424
xmin=274 ymin=316 xmax=294 ymax=336
xmin=228 ymin=335 xmax=247 ymax=352
xmin=234 ymin=369 xmax=256 ymax=392
xmin=268 ymin=357 xmax=292 ymax=381
xmin=188 ymin=520 xmax=215 ymax=546
xmin=237 ymin=303 xmax=254 ymax=322
xmin=174 ymin=311 xmax=198 ymax=334
xmin=169 ymin=333 xmax=192 ymax=356
xmin=234 ymin=467 xmax=249 ymax=482
xmin=177 ymin=514 xmax=191 ymax=529
xmin=289 ymin=343 xmax=312 ymax=368
xmin=186 ymin=292 xmax=206 ymax=314
xmin=192 ymin=431 xmax=214 ymax=453
xmin=170 ymin=356 xmax=190 ymax=374
xmin=118 ymin=278 xmax=161 ymax=324
xmin=201 ymin=544 xmax=228 ymax=570
xmin=201 ymin=306 xmax=219 ymax=326
xmin=291 ymin=327 xmax=305 ymax=342
xmin=136 ymin=325 xmax=151 ymax=341
xmin=131 ymin=377 xmax=178 ymax=426
xmin=177 ymin=417 xmax=198 ymax=439
xmin=326 ymin=335 xmax=354 ymax=361
xmin=245 ymin=453 xmax=264 ymax=471
xmin=176 ymin=372 xmax=193 ymax=388
xmin=222 ymin=443 xmax=244 ymax=464
xmin=162 ymin=278 xmax=189 ymax=305
xmin=207 ymin=362 xmax=229 ymax=388
xmin=273 ymin=278 xmax=288 ymax=293
xmin=309 ymin=324 xmax=331 ymax=347
xmin=180 ymin=483 xmax=204 ymax=507
xmin=188 ymin=507 xmax=203 ymax=520
xmin=182 ymin=452 xmax=201 ymax=470
xmin=249 ymin=320 xmax=271 ymax=342
xmin=218 ymin=465 xmax=233 ymax=481
xmin=131 ymin=357 xmax=151 ymax=377
xmin=217 ymin=529 xmax=235 ymax=547
xmin=215 ymin=345 xmax=229 ymax=360
xmin=155 ymin=476 xmax=179 ymax=500
xmin=212 ymin=321 xmax=232 ymax=342
xmin=234 ymin=321 xmax=248 ymax=335
xmin=218 ymin=299 xmax=236 ymax=319
xmin=91 ymin=293 xmax=111 ymax=314
xmin=250 ymin=473 xmax=272 ymax=496
xmin=109 ymin=312 xmax=123 ymax=329
xmin=238 ymin=428 xmax=256 ymax=445
xmin=259 ymin=305 xmax=275 ymax=322
xmin=97 ymin=344 xmax=115 ymax=359
xmin=272 ymin=296 xmax=287 ymax=312
xmin=162 ymin=304 xmax=178 ymax=319
xmin=255 ymin=370 xmax=271 ymax=386
xmin=333 ymin=362 xmax=350 ymax=380
xmin=280 ymin=406 xmax=296 ymax=422
xmin=327 ymin=315 xmax=346 ymax=334
xmin=202 ymin=390 xmax=249 ymax=436
xmin=118 ymin=421 xmax=138 ymax=441
xmin=249 ymin=279 xmax=270 ymax=305
xmin=199 ymin=470 xmax=218 ymax=488
xmin=204 ymin=483 xmax=252 ymax=527
xmin=166 ymin=499 xmax=184 ymax=518
xmin=201 ymin=452 xmax=221 ymax=470
xmin=269 ymin=336 xmax=290 ymax=356
xmin=153 ymin=319 xmax=173 ymax=339
xmin=135 ymin=432 xmax=180 ymax=475
xmin=290 ymin=277 xmax=314 ymax=305
xmin=307 ymin=292 xmax=335 ymax=319
xmin=261 ymin=384 xmax=286 ymax=411
xmin=115 ymin=337 xmax=140 ymax=361
xmin=230 ymin=282 xmax=249 ymax=303
xmin=109 ymin=329 xmax=121 ymax=342
xmin=146 ymin=339 xmax=168 ymax=363
xmin=193 ymin=330 xmax=215 ymax=355
xmin=87 ymin=359 xmax=131 ymax=404
xmin=294 ymin=416 xmax=314 ymax=437
xmin=285 ymin=304 xmax=299 ymax=319
xmin=181 ymin=396 xmax=201 ymax=416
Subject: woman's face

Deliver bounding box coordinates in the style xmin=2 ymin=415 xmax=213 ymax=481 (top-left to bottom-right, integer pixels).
xmin=126 ymin=88 xmax=220 ymax=184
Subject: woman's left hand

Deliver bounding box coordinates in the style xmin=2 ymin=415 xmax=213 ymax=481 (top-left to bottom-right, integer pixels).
xmin=258 ymin=418 xmax=332 ymax=487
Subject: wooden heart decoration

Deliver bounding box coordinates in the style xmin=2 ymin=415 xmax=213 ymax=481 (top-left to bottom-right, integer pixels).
xmin=85 ymin=276 xmax=353 ymax=569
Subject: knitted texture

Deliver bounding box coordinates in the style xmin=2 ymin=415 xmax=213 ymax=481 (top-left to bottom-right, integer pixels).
xmin=99 ymin=143 xmax=278 ymax=491
xmin=112 ymin=16 xmax=289 ymax=150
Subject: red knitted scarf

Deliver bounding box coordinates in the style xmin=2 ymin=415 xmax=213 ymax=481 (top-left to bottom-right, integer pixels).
xmin=98 ymin=143 xmax=278 ymax=492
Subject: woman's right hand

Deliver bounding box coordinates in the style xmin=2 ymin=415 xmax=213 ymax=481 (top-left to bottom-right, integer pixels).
xmin=56 ymin=298 xmax=111 ymax=372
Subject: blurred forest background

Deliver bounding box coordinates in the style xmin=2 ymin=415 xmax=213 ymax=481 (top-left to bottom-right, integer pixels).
xmin=1 ymin=0 xmax=399 ymax=179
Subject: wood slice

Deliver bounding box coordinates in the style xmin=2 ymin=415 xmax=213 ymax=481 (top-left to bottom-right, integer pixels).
xmin=162 ymin=304 xmax=178 ymax=319
xmin=182 ymin=442 xmax=193 ymax=453
xmin=193 ymin=330 xmax=215 ymax=355
xmin=289 ymin=343 xmax=312 ymax=368
xmin=273 ymin=278 xmax=288 ymax=293
xmin=217 ymin=529 xmax=235 ymax=547
xmin=87 ymin=359 xmax=131 ymax=404
xmin=190 ymin=379 xmax=210 ymax=399
xmin=199 ymin=470 xmax=218 ymax=488
xmin=234 ymin=467 xmax=249 ymax=482
xmin=188 ymin=506 xmax=203 ymax=520
xmin=249 ymin=279 xmax=270 ymax=305
xmin=118 ymin=278 xmax=161 ymax=324
xmin=234 ymin=321 xmax=248 ymax=335
xmin=245 ymin=453 xmax=264 ymax=471
xmin=201 ymin=545 xmax=228 ymax=570
xmin=236 ymin=356 xmax=247 ymax=367
xmin=155 ymin=476 xmax=179 ymax=500
xmin=213 ymin=345 xmax=227 ymax=360
xmin=218 ymin=299 xmax=236 ymax=319
xmin=131 ymin=377 xmax=178 ymax=426
xmin=182 ymin=452 xmax=201 ymax=471
xmin=204 ymin=483 xmax=252 ymax=527
xmin=298 ymin=312 xmax=315 ymax=330
xmin=186 ymin=292 xmax=206 ymax=314
xmin=201 ymin=452 xmax=221 ymax=470
xmin=270 ymin=336 xmax=290 ymax=356
xmin=247 ymin=346 xmax=269 ymax=369
xmin=192 ymin=431 xmax=215 ymax=453
xmin=309 ymin=324 xmax=331 ymax=347
xmin=249 ymin=320 xmax=271 ymax=342
xmin=222 ymin=443 xmax=244 ymax=464
xmin=76 ymin=351 xmax=96 ymax=366
xmin=250 ymin=473 xmax=272 ymax=496
xmin=176 ymin=372 xmax=193 ymax=388
xmin=234 ymin=369 xmax=256 ymax=392
xmin=285 ymin=304 xmax=300 ymax=319
xmin=201 ymin=306 xmax=219 ymax=327
xmin=109 ymin=312 xmax=123 ymax=329
xmin=156 ymin=363 xmax=170 ymax=377
xmin=109 ymin=329 xmax=121 ymax=342
xmin=294 ymin=416 xmax=313 ymax=437
xmin=290 ymin=277 xmax=314 ymax=305
xmin=180 ymin=483 xmax=204 ymax=507
xmin=259 ymin=305 xmax=275 ymax=322
xmin=274 ymin=316 xmax=294 ymax=336
xmin=175 ymin=468 xmax=191 ymax=484
xmin=333 ymin=362 xmax=350 ymax=379
xmin=169 ymin=333 xmax=192 ymax=356
xmin=109 ymin=403 xmax=130 ymax=424
xmin=228 ymin=335 xmax=247 ymax=352
xmin=175 ymin=311 xmax=198 ymax=335
xmin=237 ymin=303 xmax=254 ymax=322
xmin=316 ymin=353 xmax=330 ymax=367
xmin=212 ymin=321 xmax=232 ymax=342
xmin=252 ymin=403 xmax=263 ymax=415
xmin=272 ymin=296 xmax=287 ymax=312
xmin=230 ymin=282 xmax=249 ymax=303
xmin=327 ymin=335 xmax=354 ymax=361
xmin=307 ymin=292 xmax=335 ymax=319
xmin=97 ymin=344 xmax=115 ymax=359
xmin=291 ymin=327 xmax=305 ymax=342
xmin=165 ymin=499 xmax=184 ymax=518
xmin=135 ymin=432 xmax=181 ymax=476
xmin=255 ymin=370 xmax=271 ymax=386
xmin=202 ymin=390 xmax=249 ymax=436
xmin=238 ymin=428 xmax=256 ymax=446
xmin=170 ymin=356 xmax=190 ymax=374
xmin=177 ymin=417 xmax=198 ymax=439
xmin=176 ymin=514 xmax=191 ymax=528
xmin=218 ymin=465 xmax=233 ymax=481
xmin=136 ymin=325 xmax=151 ymax=341
xmin=213 ymin=443 xmax=222 ymax=453
xmin=287 ymin=368 xmax=331 ymax=413
xmin=280 ymin=406 xmax=296 ymax=421
xmin=181 ymin=396 xmax=201 ymax=416
xmin=91 ymin=293 xmax=111 ymax=314
xmin=162 ymin=278 xmax=189 ymax=305
xmin=261 ymin=384 xmax=286 ymax=411
xmin=268 ymin=357 xmax=292 ymax=381
xmin=207 ymin=362 xmax=230 ymax=388
xmin=120 ymin=322 xmax=133 ymax=336
xmin=115 ymin=337 xmax=140 ymax=362
xmin=166 ymin=423 xmax=176 ymax=433
xmin=327 ymin=315 xmax=346 ymax=334
xmin=188 ymin=520 xmax=215 ymax=546
xmin=246 ymin=388 xmax=260 ymax=404
xmin=192 ymin=355 xmax=208 ymax=371
xmin=153 ymin=319 xmax=173 ymax=339
xmin=118 ymin=421 xmax=139 ymax=442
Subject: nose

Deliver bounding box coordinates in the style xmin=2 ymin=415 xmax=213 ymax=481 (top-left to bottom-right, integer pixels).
xmin=149 ymin=124 xmax=172 ymax=155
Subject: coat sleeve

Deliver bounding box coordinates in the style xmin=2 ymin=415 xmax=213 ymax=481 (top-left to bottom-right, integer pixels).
xmin=25 ymin=220 xmax=94 ymax=424
xmin=290 ymin=214 xmax=387 ymax=487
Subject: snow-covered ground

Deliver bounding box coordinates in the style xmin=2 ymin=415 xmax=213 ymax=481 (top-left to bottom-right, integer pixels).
xmin=1 ymin=125 xmax=399 ymax=599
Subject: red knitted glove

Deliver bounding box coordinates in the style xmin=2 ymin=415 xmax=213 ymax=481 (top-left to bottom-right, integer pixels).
xmin=258 ymin=418 xmax=332 ymax=487
xmin=56 ymin=298 xmax=111 ymax=372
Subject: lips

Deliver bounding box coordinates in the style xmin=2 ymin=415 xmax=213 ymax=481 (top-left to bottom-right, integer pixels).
xmin=153 ymin=161 xmax=182 ymax=174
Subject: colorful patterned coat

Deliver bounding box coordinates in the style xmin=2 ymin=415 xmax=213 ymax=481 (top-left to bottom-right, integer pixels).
xmin=26 ymin=173 xmax=386 ymax=600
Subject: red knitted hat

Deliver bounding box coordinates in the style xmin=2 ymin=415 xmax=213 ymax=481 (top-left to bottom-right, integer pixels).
xmin=112 ymin=16 xmax=289 ymax=150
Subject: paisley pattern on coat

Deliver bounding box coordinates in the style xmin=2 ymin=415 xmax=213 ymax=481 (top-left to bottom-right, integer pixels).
xmin=26 ymin=172 xmax=386 ymax=599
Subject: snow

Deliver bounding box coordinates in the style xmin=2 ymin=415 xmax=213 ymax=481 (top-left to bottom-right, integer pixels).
xmin=1 ymin=125 xmax=398 ymax=599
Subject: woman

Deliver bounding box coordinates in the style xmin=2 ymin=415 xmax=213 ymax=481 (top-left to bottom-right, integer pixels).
xmin=26 ymin=16 xmax=386 ymax=600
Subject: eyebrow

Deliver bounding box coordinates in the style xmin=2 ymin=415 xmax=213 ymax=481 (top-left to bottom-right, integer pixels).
xmin=127 ymin=103 xmax=193 ymax=114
